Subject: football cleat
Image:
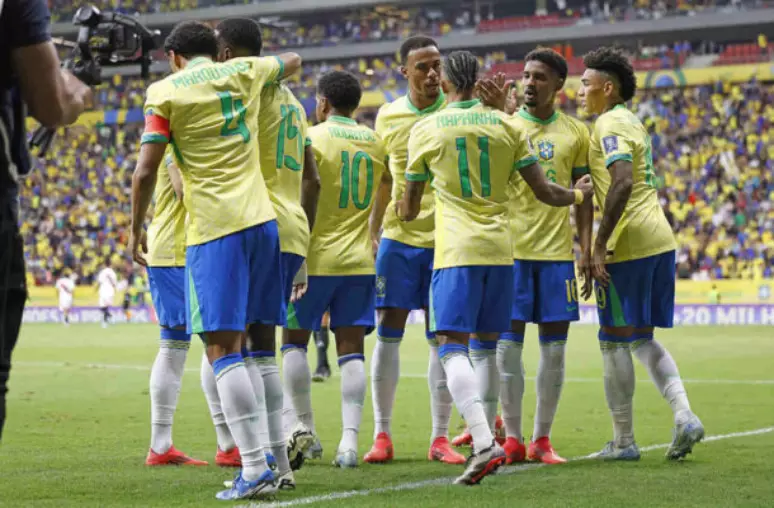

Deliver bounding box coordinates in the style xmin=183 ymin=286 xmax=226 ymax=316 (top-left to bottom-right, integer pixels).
xmin=305 ymin=438 xmax=324 ymax=460
xmin=215 ymin=470 xmax=277 ymax=501
xmin=454 ymin=441 xmax=506 ymax=485
xmin=588 ymin=441 xmax=641 ymax=461
xmin=427 ymin=436 xmax=466 ymax=465
xmin=364 ymin=432 xmax=394 ymax=463
xmin=145 ymin=446 xmax=209 ymax=466
xmin=494 ymin=415 xmax=506 ymax=446
xmin=503 ymin=437 xmax=527 ymax=465
xmin=312 ymin=365 xmax=331 ymax=383
xmin=215 ymin=447 xmax=241 ymax=468
xmin=287 ymin=422 xmax=317 ymax=471
xmin=333 ymin=449 xmax=358 ymax=468
xmin=451 ymin=428 xmax=472 ymax=447
xmin=666 ymin=414 xmax=705 ymax=460
xmin=276 ymin=470 xmax=296 ymax=490
xmin=527 ymin=437 xmax=566 ymax=464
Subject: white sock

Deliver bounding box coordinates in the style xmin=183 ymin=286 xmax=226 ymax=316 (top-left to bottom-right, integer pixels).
xmin=282 ymin=388 xmax=298 ymax=438
xmin=255 ymin=355 xmax=292 ymax=474
xmin=533 ymin=337 xmax=567 ymax=439
xmin=599 ymin=335 xmax=636 ymax=448
xmin=213 ymin=353 xmax=267 ymax=481
xmin=427 ymin=343 xmax=453 ymax=441
xmin=497 ymin=333 xmax=525 ymax=441
xmin=470 ymin=338 xmax=499 ymax=432
xmin=371 ymin=328 xmax=402 ymax=437
xmin=149 ymin=333 xmax=189 ymax=454
xmin=200 ymin=352 xmax=235 ymax=451
xmin=339 ymin=354 xmax=366 ymax=452
xmin=243 ymin=354 xmax=270 ymax=458
xmin=439 ymin=344 xmax=493 ymax=451
xmin=631 ymin=336 xmax=692 ymax=424
xmin=282 ymin=345 xmax=315 ymax=433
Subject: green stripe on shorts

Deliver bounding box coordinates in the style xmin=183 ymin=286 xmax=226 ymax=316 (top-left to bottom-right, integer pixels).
xmin=286 ymin=302 xmax=301 ymax=330
xmin=428 ymin=289 xmax=437 ymax=333
xmin=608 ymin=281 xmax=627 ymax=327
xmin=187 ymin=270 xmax=204 ymax=334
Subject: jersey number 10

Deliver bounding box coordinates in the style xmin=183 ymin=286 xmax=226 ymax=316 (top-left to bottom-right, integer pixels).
xmin=455 ymin=136 xmax=491 ymax=198
xmin=339 ymin=151 xmax=374 ymax=210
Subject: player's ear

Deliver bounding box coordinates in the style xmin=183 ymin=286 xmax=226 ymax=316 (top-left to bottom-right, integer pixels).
xmin=399 ymin=65 xmax=408 ymax=79
xmin=441 ymin=79 xmax=451 ymax=95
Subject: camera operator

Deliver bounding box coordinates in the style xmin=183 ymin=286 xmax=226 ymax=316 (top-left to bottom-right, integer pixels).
xmin=0 ymin=0 xmax=92 ymax=441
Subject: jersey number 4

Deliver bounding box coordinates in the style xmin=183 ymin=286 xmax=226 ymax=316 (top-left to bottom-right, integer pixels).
xmin=455 ymin=136 xmax=491 ymax=198
xmin=339 ymin=151 xmax=374 ymax=210
xmin=218 ymin=92 xmax=250 ymax=143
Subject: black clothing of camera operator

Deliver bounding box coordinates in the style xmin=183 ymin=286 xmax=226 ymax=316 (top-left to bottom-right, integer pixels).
xmin=0 ymin=0 xmax=91 ymax=441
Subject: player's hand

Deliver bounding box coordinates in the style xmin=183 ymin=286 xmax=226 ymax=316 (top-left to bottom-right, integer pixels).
xmin=578 ymin=250 xmax=593 ymax=300
xmin=476 ymin=72 xmax=516 ymax=114
xmin=290 ymin=282 xmax=307 ymax=303
xmin=574 ymin=174 xmax=594 ymax=202
xmin=129 ymin=230 xmax=148 ymax=267
xmin=591 ymin=244 xmax=610 ymax=287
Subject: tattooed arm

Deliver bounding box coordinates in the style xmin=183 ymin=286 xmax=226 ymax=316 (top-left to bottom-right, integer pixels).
xmin=396 ymin=180 xmax=425 ymax=222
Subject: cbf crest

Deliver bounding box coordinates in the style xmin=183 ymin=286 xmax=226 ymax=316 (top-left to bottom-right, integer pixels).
xmin=537 ymin=140 xmax=554 ymax=161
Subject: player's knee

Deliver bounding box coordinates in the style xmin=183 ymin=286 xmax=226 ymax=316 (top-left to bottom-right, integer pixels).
xmin=334 ymin=326 xmax=366 ymax=356
xmin=246 ymin=322 xmax=276 ymax=352
xmin=510 ymin=320 xmax=527 ymax=336
xmin=377 ymin=307 xmax=410 ymax=330
xmin=598 ymin=327 xmax=634 ymax=345
xmin=205 ymin=331 xmax=243 ymax=362
xmin=282 ymin=328 xmax=310 ymax=347
xmin=538 ymin=321 xmax=570 ymax=338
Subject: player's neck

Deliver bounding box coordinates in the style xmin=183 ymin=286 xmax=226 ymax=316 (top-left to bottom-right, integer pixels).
xmin=325 ymin=109 xmax=353 ymax=122
xmin=446 ymin=91 xmax=475 ymax=105
xmin=525 ymin=105 xmax=556 ymax=122
xmin=602 ymin=101 xmax=626 ymax=114
xmin=408 ymin=89 xmax=440 ymax=111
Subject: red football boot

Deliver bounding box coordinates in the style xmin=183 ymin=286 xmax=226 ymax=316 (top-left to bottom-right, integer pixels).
xmin=527 ymin=437 xmax=567 ymax=464
xmin=215 ymin=447 xmax=242 ymax=467
xmin=503 ymin=437 xmax=527 ymax=465
xmin=145 ymin=446 xmax=208 ymax=466
xmin=363 ymin=432 xmax=394 ymax=463
xmin=428 ymin=436 xmax=466 ymax=465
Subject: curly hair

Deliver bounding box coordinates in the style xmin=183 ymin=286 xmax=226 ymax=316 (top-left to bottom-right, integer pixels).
xmin=216 ymin=18 xmax=263 ymax=56
xmin=583 ymin=46 xmax=637 ymax=102
xmin=318 ymin=71 xmax=362 ymax=114
xmin=164 ymin=21 xmax=218 ymax=60
xmin=525 ymin=47 xmax=568 ymax=82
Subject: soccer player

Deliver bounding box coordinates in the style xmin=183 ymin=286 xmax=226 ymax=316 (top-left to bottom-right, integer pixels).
xmin=96 ymin=260 xmax=117 ymax=328
xmin=129 ymin=21 xmax=302 ymax=500
xmin=398 ymin=50 xmax=593 ymax=485
xmin=215 ymin=17 xmax=321 ymax=486
xmin=55 ymin=269 xmax=76 ymax=326
xmin=498 ymin=48 xmax=594 ymax=465
xmin=366 ymin=35 xmax=466 ymax=466
xmin=144 ymin=151 xmax=208 ymax=467
xmin=578 ymin=47 xmax=704 ymax=460
xmin=282 ymin=70 xmax=385 ymax=469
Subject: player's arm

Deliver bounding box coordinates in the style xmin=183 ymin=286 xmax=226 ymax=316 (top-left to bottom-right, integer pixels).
xmin=9 ymin=0 xmax=91 ymax=127
xmin=301 ymin=141 xmax=321 ymax=231
xmin=573 ymin=127 xmax=595 ymax=299
xmin=369 ymin=163 xmax=392 ymax=244
xmin=519 ymin=162 xmax=588 ymax=206
xmin=131 ymin=87 xmax=170 ymax=266
xmin=397 ymin=128 xmax=429 ymax=222
xmin=595 ymin=134 xmax=634 ymax=252
xmin=167 ymin=159 xmax=184 ymax=201
xmin=275 ymin=53 xmax=303 ymax=80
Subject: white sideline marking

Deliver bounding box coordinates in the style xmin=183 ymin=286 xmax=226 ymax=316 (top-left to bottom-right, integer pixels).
xmin=14 ymin=361 xmax=774 ymax=385
xmin=248 ymin=426 xmax=774 ymax=507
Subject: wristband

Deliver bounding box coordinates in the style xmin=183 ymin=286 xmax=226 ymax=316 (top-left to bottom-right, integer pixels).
xmin=573 ymin=189 xmax=584 ymax=205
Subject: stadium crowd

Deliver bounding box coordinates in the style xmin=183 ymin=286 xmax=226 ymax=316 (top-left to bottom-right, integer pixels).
xmin=19 ymin=75 xmax=774 ymax=285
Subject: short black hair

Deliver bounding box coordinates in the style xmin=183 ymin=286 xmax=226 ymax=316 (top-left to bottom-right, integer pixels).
xmin=318 ymin=71 xmax=362 ymax=114
xmin=525 ymin=47 xmax=568 ymax=82
xmin=164 ymin=21 xmax=218 ymax=60
xmin=216 ymin=18 xmax=263 ymax=56
xmin=443 ymin=51 xmax=479 ymax=92
xmin=399 ymin=35 xmax=438 ymax=63
xmin=583 ymin=46 xmax=637 ymax=102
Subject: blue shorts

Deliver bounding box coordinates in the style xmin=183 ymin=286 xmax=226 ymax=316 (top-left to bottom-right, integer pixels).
xmin=512 ymin=260 xmax=580 ymax=323
xmin=185 ymin=221 xmax=285 ymax=334
xmin=429 ymin=266 xmax=514 ymax=334
xmin=596 ymin=250 xmax=676 ymax=329
xmin=281 ymin=252 xmax=305 ymax=305
xmin=287 ymin=275 xmax=375 ymax=333
xmin=375 ymin=238 xmax=434 ymax=310
xmin=147 ymin=266 xmax=186 ymax=329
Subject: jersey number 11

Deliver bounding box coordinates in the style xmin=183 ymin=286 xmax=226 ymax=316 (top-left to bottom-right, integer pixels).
xmin=455 ymin=136 xmax=491 ymax=198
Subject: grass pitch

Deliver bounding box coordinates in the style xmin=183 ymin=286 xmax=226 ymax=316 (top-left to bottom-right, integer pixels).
xmin=1 ymin=324 xmax=773 ymax=507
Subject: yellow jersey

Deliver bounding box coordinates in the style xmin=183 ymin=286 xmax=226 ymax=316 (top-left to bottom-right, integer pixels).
xmin=258 ymin=83 xmax=311 ymax=258
xmin=307 ymin=116 xmax=386 ymax=276
xmin=375 ymin=93 xmax=445 ymax=249
xmin=146 ymin=150 xmax=187 ymax=267
xmin=141 ymin=56 xmax=282 ymax=246
xmin=509 ymin=108 xmax=590 ymax=261
xmin=406 ymin=99 xmax=537 ymax=269
xmin=589 ymin=104 xmax=677 ymax=263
